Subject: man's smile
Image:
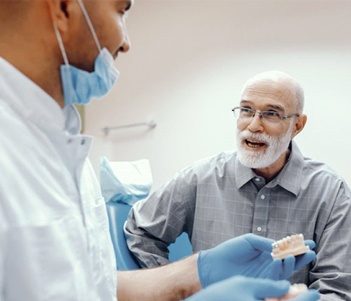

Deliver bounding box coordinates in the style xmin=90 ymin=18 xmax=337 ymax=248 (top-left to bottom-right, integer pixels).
xmin=245 ymin=139 xmax=267 ymax=149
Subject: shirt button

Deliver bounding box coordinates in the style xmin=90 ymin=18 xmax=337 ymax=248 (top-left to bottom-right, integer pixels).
xmin=257 ymin=227 xmax=262 ymax=232
xmin=255 ymin=177 xmax=260 ymax=182
xmin=261 ymin=195 xmax=265 ymax=200
xmin=81 ymin=139 xmax=85 ymax=145
xmin=67 ymin=139 xmax=72 ymax=144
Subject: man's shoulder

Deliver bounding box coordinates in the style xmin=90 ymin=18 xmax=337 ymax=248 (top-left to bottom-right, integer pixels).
xmin=301 ymin=155 xmax=347 ymax=186
xmin=292 ymin=142 xmax=346 ymax=183
xmin=191 ymin=150 xmax=236 ymax=168
xmin=177 ymin=151 xmax=237 ymax=178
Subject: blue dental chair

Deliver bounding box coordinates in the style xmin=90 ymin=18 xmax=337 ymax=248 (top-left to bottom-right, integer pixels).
xmin=106 ymin=200 xmax=193 ymax=270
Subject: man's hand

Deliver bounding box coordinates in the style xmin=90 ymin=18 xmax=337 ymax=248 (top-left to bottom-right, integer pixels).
xmin=185 ymin=276 xmax=320 ymax=301
xmin=197 ymin=233 xmax=316 ymax=287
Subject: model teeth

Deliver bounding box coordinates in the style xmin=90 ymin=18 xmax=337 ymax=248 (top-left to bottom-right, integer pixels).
xmin=271 ymin=234 xmax=310 ymax=259
xmin=265 ymin=283 xmax=307 ymax=301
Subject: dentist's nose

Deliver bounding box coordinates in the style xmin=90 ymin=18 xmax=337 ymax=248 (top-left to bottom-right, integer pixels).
xmin=120 ymin=34 xmax=131 ymax=53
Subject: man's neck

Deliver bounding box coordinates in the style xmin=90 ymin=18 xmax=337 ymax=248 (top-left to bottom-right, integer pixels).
xmin=253 ymin=148 xmax=291 ymax=182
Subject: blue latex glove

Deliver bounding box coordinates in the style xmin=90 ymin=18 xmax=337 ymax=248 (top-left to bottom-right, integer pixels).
xmin=185 ymin=276 xmax=320 ymax=301
xmin=198 ymin=233 xmax=316 ymax=288
xmin=289 ymin=290 xmax=321 ymax=301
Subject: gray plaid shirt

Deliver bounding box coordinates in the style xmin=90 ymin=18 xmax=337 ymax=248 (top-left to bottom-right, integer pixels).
xmin=125 ymin=141 xmax=351 ymax=300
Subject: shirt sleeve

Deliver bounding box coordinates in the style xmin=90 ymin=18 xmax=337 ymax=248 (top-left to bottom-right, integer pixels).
xmin=309 ymin=181 xmax=351 ymax=300
xmin=124 ymin=168 xmax=197 ymax=268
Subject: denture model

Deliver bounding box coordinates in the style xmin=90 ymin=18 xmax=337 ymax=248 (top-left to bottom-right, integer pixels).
xmin=265 ymin=283 xmax=308 ymax=301
xmin=271 ymin=234 xmax=310 ymax=259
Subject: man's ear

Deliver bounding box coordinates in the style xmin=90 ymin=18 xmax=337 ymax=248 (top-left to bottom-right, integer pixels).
xmin=45 ymin=0 xmax=73 ymax=32
xmin=292 ymin=114 xmax=307 ymax=139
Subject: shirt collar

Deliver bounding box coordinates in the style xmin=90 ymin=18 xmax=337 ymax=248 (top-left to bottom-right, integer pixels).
xmin=63 ymin=105 xmax=82 ymax=135
xmin=235 ymin=157 xmax=258 ymax=188
xmin=270 ymin=140 xmax=304 ymax=196
xmin=0 ymin=57 xmax=81 ymax=134
xmin=234 ymin=140 xmax=304 ymax=196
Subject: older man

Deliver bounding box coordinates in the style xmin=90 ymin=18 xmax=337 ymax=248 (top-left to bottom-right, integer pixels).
xmin=125 ymin=70 xmax=351 ymax=300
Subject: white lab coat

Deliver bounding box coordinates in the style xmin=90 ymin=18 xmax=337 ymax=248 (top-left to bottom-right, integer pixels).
xmin=0 ymin=58 xmax=117 ymax=301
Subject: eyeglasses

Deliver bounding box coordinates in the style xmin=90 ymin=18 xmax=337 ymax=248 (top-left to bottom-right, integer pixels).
xmin=232 ymin=107 xmax=300 ymax=124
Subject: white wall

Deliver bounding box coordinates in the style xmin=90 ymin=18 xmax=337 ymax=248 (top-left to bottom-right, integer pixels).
xmin=85 ymin=0 xmax=351 ymax=191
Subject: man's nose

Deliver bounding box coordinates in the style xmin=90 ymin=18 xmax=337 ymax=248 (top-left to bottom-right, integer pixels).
xmin=120 ymin=34 xmax=131 ymax=53
xmin=247 ymin=114 xmax=264 ymax=132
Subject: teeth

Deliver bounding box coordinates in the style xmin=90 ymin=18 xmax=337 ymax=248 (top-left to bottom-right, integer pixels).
xmin=271 ymin=233 xmax=310 ymax=259
xmin=265 ymin=283 xmax=307 ymax=301
xmin=246 ymin=140 xmax=265 ymax=147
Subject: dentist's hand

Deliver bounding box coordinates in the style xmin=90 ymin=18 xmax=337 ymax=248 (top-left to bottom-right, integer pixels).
xmin=185 ymin=276 xmax=320 ymax=301
xmin=197 ymin=233 xmax=316 ymax=288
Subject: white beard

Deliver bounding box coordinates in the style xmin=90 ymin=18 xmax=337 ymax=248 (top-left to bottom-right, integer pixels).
xmin=236 ymin=123 xmax=293 ymax=169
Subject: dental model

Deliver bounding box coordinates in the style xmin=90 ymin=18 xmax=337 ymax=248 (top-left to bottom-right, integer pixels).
xmin=265 ymin=283 xmax=308 ymax=301
xmin=271 ymin=234 xmax=310 ymax=259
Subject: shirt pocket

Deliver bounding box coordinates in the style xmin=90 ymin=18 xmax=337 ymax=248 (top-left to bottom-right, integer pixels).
xmin=4 ymin=217 xmax=94 ymax=301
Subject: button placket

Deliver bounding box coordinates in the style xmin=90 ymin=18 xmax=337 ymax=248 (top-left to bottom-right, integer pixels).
xmin=252 ymin=189 xmax=269 ymax=236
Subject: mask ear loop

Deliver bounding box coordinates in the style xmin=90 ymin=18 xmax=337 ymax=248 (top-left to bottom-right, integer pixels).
xmin=53 ymin=23 xmax=70 ymax=66
xmin=76 ymin=0 xmax=102 ymax=52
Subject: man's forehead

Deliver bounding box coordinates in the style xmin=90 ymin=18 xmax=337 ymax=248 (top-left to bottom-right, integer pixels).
xmin=241 ymin=82 xmax=296 ymax=108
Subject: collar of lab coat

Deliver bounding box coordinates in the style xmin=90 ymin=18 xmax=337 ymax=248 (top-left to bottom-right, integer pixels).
xmin=0 ymin=57 xmax=80 ymax=135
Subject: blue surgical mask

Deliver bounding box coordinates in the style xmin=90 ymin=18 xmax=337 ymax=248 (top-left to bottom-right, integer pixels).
xmin=59 ymin=48 xmax=119 ymax=106
xmin=54 ymin=0 xmax=120 ymax=106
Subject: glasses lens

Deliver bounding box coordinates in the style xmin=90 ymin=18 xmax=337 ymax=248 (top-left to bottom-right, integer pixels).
xmin=233 ymin=107 xmax=247 ymax=119
xmin=240 ymin=108 xmax=254 ymax=118
xmin=233 ymin=108 xmax=239 ymax=118
xmin=233 ymin=107 xmax=283 ymax=124
xmin=262 ymin=111 xmax=282 ymax=123
xmin=233 ymin=107 xmax=253 ymax=119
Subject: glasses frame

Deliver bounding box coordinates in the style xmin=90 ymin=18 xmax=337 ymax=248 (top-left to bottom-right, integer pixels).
xmin=231 ymin=106 xmax=300 ymax=123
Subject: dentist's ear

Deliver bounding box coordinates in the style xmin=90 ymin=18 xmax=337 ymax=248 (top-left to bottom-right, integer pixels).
xmin=292 ymin=114 xmax=307 ymax=139
xmin=46 ymin=0 xmax=74 ymax=32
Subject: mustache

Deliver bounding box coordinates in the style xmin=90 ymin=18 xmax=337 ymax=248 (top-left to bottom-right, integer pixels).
xmin=237 ymin=130 xmax=271 ymax=145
